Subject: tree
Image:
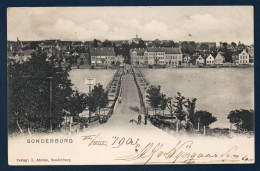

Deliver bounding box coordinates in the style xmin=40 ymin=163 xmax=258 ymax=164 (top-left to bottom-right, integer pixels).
xmin=237 ymin=43 xmax=245 ymax=50
xmin=184 ymin=98 xmax=197 ymax=123
xmin=160 ymin=94 xmax=168 ymax=115
xmin=130 ymin=42 xmax=138 ymax=49
xmin=167 ymin=97 xmax=175 ymax=116
xmin=121 ymin=43 xmax=130 ymax=64
xmin=8 ymin=50 xmax=80 ymax=134
xmin=87 ymin=93 xmax=98 ymax=122
xmin=187 ymin=42 xmax=197 ymax=55
xmin=138 ymin=40 xmax=146 ymax=48
xmin=181 ymin=41 xmax=189 ymax=54
xmin=151 ymin=39 xmax=161 ymax=47
xmin=172 ymin=92 xmax=186 ymax=123
xmin=91 ymin=84 xmax=109 ymax=117
xmin=193 ymin=110 xmax=217 ymax=129
xmin=102 ymin=40 xmax=113 ymax=47
xmin=222 ymin=42 xmax=228 ymax=48
xmin=93 ymin=39 xmax=99 ymax=47
xmin=227 ymin=109 xmax=254 ymax=131
xmin=200 ymin=43 xmax=209 ymax=51
xmin=231 ymin=42 xmax=237 ymax=47
xmin=223 ymin=50 xmax=233 ymax=63
xmin=68 ymin=90 xmax=88 ymax=123
xmin=29 ymin=42 xmax=39 ymax=50
xmin=146 ymin=85 xmax=163 ymax=115
xmin=168 ymin=41 xmax=175 ymax=47
xmin=162 ymin=41 xmax=169 ymax=47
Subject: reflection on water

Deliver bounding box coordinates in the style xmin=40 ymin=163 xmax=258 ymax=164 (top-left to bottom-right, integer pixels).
xmin=142 ymin=68 xmax=254 ymax=128
xmin=69 ymin=69 xmax=117 ymax=93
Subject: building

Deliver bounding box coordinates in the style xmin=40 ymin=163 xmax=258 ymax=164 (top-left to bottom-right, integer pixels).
xmin=8 ymin=50 xmax=34 ymax=63
xmin=129 ymin=34 xmax=142 ymax=44
xmin=72 ymin=52 xmax=79 ymax=56
xmin=183 ymin=54 xmax=191 ymax=64
xmin=206 ymin=54 xmax=215 ymax=65
xmin=77 ymin=53 xmax=90 ymax=66
xmin=214 ymin=52 xmax=225 ymax=65
xmin=40 ymin=40 xmax=60 ymax=49
xmin=147 ymin=47 xmax=166 ymax=65
xmin=130 ymin=48 xmax=146 ymax=65
xmin=238 ymin=49 xmax=250 ymax=65
xmin=90 ymin=47 xmax=116 ymax=66
xmin=232 ymin=50 xmax=241 ymax=65
xmin=115 ymin=54 xmax=125 ymax=66
xmin=164 ymin=48 xmax=183 ymax=66
xmin=196 ymin=55 xmax=205 ymax=65
xmin=130 ymin=47 xmax=183 ymax=66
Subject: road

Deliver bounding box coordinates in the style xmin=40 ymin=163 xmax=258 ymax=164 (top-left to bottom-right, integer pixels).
xmin=84 ymin=65 xmax=170 ymax=137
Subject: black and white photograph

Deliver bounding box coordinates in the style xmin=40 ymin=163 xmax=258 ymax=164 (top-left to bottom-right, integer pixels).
xmin=7 ymin=6 xmax=254 ymax=165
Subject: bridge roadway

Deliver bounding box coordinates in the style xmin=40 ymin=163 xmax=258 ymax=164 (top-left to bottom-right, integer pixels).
xmin=83 ymin=65 xmax=169 ymax=137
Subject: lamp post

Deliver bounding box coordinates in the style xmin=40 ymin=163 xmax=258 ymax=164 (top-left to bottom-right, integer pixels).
xmin=46 ymin=76 xmax=53 ymax=133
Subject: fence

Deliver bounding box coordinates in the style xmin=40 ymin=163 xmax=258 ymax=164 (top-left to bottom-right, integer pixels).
xmin=131 ymin=66 xmax=150 ymax=115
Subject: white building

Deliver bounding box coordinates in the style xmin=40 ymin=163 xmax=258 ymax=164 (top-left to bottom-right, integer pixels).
xmin=130 ymin=47 xmax=183 ymax=66
xmin=147 ymin=47 xmax=166 ymax=65
xmin=239 ymin=49 xmax=250 ymax=65
xmin=196 ymin=55 xmax=204 ymax=65
xmin=214 ymin=52 xmax=225 ymax=65
xmin=164 ymin=48 xmax=183 ymax=66
xmin=206 ymin=54 xmax=215 ymax=65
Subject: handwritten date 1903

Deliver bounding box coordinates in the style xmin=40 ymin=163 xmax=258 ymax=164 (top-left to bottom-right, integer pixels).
xmin=112 ymin=136 xmax=140 ymax=148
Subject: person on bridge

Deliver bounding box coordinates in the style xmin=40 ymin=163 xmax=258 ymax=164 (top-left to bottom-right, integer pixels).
xmin=144 ymin=115 xmax=147 ymax=125
xmin=137 ymin=113 xmax=142 ymax=125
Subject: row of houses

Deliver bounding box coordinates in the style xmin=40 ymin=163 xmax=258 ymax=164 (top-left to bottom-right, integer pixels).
xmin=130 ymin=47 xmax=183 ymax=66
xmin=7 ymin=50 xmax=34 ymax=63
xmin=196 ymin=53 xmax=225 ymax=65
xmin=195 ymin=49 xmax=253 ymax=66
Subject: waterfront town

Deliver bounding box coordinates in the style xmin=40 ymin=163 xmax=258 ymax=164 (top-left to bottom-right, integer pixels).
xmin=7 ymin=35 xmax=254 ymax=137
xmin=7 ymin=35 xmax=254 ymax=68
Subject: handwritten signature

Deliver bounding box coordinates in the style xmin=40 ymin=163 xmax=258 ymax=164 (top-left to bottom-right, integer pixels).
xmin=81 ymin=134 xmax=254 ymax=164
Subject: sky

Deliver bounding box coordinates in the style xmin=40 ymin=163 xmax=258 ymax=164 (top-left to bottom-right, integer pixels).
xmin=7 ymin=6 xmax=254 ymax=45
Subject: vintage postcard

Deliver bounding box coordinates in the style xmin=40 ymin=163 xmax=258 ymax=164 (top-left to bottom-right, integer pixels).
xmin=7 ymin=6 xmax=254 ymax=165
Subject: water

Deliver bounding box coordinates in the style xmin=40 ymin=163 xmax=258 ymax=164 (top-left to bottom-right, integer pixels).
xmin=141 ymin=68 xmax=254 ymax=128
xmin=69 ymin=69 xmax=117 ymax=93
